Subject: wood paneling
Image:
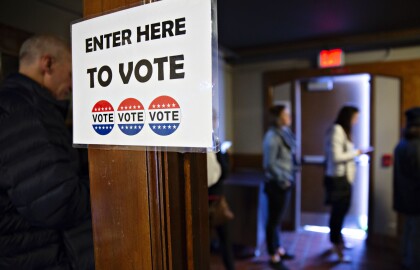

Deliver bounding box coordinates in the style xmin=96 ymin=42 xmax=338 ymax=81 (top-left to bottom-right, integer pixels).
xmin=88 ymin=149 xmax=152 ymax=269
xmin=232 ymin=153 xmax=263 ymax=171
xmin=85 ymin=1 xmax=209 ymax=269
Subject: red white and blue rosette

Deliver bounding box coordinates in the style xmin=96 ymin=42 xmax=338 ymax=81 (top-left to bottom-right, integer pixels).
xmin=148 ymin=95 xmax=181 ymax=136
xmin=117 ymin=98 xmax=145 ymax=136
xmin=91 ymin=100 xmax=114 ymax=135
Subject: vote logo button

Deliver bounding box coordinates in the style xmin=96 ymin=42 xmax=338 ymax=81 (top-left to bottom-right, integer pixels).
xmin=148 ymin=95 xmax=181 ymax=136
xmin=117 ymin=98 xmax=145 ymax=136
xmin=92 ymin=100 xmax=114 ymax=135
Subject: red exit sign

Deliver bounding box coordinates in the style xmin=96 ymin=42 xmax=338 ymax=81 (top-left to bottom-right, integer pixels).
xmin=318 ymin=49 xmax=344 ymax=68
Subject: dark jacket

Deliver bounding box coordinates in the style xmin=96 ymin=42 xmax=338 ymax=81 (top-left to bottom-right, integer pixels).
xmin=393 ymin=138 xmax=420 ymax=215
xmin=0 ymin=74 xmax=94 ymax=269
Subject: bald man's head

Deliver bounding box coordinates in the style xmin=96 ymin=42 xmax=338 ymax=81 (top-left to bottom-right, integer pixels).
xmin=19 ymin=35 xmax=72 ymax=100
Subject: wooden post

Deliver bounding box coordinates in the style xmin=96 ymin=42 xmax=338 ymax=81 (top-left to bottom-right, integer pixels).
xmin=83 ymin=1 xmax=210 ymax=270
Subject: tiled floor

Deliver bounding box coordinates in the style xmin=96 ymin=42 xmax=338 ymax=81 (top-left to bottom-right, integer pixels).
xmin=210 ymin=229 xmax=401 ymax=270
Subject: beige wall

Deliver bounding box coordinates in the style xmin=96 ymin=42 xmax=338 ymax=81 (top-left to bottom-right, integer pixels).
xmin=222 ymin=62 xmax=234 ymax=143
xmin=230 ymin=60 xmax=310 ymax=154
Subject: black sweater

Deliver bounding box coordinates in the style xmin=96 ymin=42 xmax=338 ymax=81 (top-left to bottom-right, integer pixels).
xmin=394 ymin=138 xmax=420 ymax=215
xmin=0 ymin=74 xmax=94 ymax=269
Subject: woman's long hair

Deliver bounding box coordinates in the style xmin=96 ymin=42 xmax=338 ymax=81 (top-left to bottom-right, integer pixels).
xmin=335 ymin=105 xmax=359 ymax=141
xmin=268 ymin=105 xmax=286 ymax=128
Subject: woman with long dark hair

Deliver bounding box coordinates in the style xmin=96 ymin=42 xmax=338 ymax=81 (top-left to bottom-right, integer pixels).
xmin=263 ymin=105 xmax=296 ymax=270
xmin=324 ymin=105 xmax=365 ymax=262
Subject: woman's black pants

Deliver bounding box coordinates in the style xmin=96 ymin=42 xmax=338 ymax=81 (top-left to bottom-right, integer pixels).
xmin=329 ymin=200 xmax=351 ymax=244
xmin=265 ymin=181 xmax=291 ymax=256
xmin=324 ymin=176 xmax=352 ymax=245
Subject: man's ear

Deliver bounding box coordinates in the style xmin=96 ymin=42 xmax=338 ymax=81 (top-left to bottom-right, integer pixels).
xmin=39 ymin=54 xmax=53 ymax=74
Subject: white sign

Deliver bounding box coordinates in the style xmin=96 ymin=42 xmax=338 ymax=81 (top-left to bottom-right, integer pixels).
xmin=71 ymin=0 xmax=213 ymax=148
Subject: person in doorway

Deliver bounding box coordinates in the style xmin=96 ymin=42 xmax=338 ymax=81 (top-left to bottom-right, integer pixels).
xmin=393 ymin=107 xmax=420 ymax=270
xmin=324 ymin=105 xmax=368 ymax=262
xmin=0 ymin=34 xmax=94 ymax=269
xmin=263 ymin=105 xmax=296 ymax=270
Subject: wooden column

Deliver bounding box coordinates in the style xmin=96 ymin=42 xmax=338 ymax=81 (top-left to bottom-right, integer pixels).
xmin=84 ymin=1 xmax=209 ymax=270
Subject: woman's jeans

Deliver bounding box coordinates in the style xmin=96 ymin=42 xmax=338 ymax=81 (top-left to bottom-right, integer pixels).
xmin=265 ymin=181 xmax=292 ymax=255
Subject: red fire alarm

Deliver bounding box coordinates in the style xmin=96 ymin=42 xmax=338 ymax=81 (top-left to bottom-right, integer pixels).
xmin=382 ymin=154 xmax=393 ymax=167
xmin=318 ymin=49 xmax=344 ymax=68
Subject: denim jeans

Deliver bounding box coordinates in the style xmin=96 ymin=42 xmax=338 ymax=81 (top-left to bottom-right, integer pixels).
xmin=265 ymin=181 xmax=292 ymax=255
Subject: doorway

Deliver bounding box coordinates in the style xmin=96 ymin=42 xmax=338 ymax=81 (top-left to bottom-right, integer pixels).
xmin=270 ymin=73 xmax=400 ymax=241
xmin=297 ymin=74 xmax=371 ymax=238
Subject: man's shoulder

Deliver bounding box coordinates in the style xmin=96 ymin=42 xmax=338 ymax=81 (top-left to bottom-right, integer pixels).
xmin=395 ymin=138 xmax=420 ymax=155
xmin=402 ymin=138 xmax=420 ymax=148
xmin=0 ymin=79 xmax=35 ymax=111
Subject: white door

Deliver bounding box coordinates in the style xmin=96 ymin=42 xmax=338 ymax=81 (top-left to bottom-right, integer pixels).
xmin=371 ymin=75 xmax=401 ymax=237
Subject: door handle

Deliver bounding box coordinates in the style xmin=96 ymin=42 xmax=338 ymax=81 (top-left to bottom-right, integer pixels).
xmin=302 ymin=155 xmax=326 ymax=164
